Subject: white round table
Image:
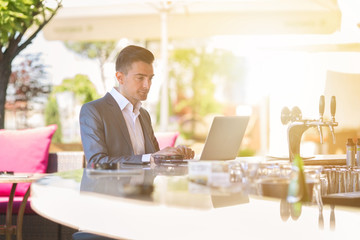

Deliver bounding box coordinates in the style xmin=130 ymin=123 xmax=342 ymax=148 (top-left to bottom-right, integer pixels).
xmin=31 ymin=168 xmax=360 ymax=240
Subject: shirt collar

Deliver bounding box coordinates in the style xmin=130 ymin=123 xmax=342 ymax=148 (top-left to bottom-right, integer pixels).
xmin=109 ymin=88 xmax=142 ymax=113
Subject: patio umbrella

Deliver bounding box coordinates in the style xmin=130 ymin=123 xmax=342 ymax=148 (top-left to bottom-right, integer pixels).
xmin=43 ymin=0 xmax=341 ymax=130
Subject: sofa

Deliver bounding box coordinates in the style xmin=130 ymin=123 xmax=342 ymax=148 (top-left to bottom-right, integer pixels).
xmin=0 ymin=151 xmax=85 ymax=240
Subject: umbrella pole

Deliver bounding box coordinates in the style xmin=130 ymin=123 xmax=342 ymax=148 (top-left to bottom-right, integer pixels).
xmin=160 ymin=7 xmax=169 ymax=131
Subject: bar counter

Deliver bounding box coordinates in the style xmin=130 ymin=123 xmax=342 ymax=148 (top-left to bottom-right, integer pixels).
xmin=30 ymin=160 xmax=360 ymax=240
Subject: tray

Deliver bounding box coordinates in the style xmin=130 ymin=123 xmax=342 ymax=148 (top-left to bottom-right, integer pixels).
xmin=302 ymin=154 xmax=346 ymax=166
xmin=322 ymin=192 xmax=360 ymax=207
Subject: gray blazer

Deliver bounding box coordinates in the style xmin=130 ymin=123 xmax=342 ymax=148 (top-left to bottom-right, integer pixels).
xmin=79 ymin=93 xmax=160 ymax=165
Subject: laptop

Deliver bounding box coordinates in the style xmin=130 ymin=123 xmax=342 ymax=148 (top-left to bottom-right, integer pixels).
xmin=199 ymin=116 xmax=250 ymax=161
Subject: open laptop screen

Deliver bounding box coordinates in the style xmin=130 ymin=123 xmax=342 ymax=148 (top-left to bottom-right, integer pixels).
xmin=199 ymin=116 xmax=250 ymax=161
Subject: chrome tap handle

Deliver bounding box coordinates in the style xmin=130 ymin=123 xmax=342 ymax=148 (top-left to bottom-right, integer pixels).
xmin=329 ymin=125 xmax=336 ymax=144
xmin=331 ymin=96 xmax=336 ymax=122
xmin=319 ymin=95 xmax=325 ymax=121
xmin=318 ymin=125 xmax=324 ymax=144
xmin=291 ymin=106 xmax=302 ymax=122
xmin=317 ymin=95 xmax=325 ymax=144
xmin=329 ymin=96 xmax=337 ymax=144
xmin=281 ymin=107 xmax=291 ymax=125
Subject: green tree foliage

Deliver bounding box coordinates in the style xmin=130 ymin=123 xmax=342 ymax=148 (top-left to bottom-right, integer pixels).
xmin=44 ymin=74 xmax=99 ymax=143
xmin=170 ymin=49 xmax=221 ymax=118
xmin=64 ymin=41 xmax=117 ymax=93
xmin=53 ymin=74 xmax=100 ymax=104
xmin=44 ymin=95 xmax=62 ymax=143
xmin=169 ymin=48 xmax=244 ymax=138
xmin=0 ymin=0 xmax=62 ymax=129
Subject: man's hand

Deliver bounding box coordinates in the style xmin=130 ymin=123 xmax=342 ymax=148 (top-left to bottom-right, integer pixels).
xmin=176 ymin=145 xmax=195 ymax=159
xmin=150 ymin=145 xmax=195 ymax=164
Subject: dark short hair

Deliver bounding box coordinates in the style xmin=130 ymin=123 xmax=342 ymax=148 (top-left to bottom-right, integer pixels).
xmin=115 ymin=45 xmax=155 ymax=73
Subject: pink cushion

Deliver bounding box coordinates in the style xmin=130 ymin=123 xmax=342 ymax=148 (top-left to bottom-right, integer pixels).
xmin=155 ymin=132 xmax=179 ymax=150
xmin=0 ymin=196 xmax=34 ymax=214
xmin=0 ymin=125 xmax=57 ymax=196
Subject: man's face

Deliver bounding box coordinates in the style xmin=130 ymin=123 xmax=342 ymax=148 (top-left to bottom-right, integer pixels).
xmin=116 ymin=61 xmax=154 ymax=106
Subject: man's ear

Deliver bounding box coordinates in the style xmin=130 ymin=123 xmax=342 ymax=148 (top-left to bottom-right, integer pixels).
xmin=115 ymin=71 xmax=124 ymax=84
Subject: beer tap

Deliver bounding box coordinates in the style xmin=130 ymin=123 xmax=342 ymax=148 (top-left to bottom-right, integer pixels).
xmin=328 ymin=96 xmax=337 ymax=144
xmin=318 ymin=95 xmax=325 ymax=144
xmin=281 ymin=95 xmax=338 ymax=162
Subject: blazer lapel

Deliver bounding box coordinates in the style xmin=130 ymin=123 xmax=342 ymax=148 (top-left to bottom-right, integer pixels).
xmin=104 ymin=93 xmax=133 ymax=153
xmin=139 ymin=110 xmax=156 ymax=153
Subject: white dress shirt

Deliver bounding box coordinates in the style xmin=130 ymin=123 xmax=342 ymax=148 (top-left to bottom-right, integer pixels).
xmin=109 ymin=88 xmax=152 ymax=163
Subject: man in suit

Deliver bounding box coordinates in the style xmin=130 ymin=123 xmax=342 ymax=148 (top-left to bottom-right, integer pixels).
xmin=80 ymin=45 xmax=194 ymax=166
